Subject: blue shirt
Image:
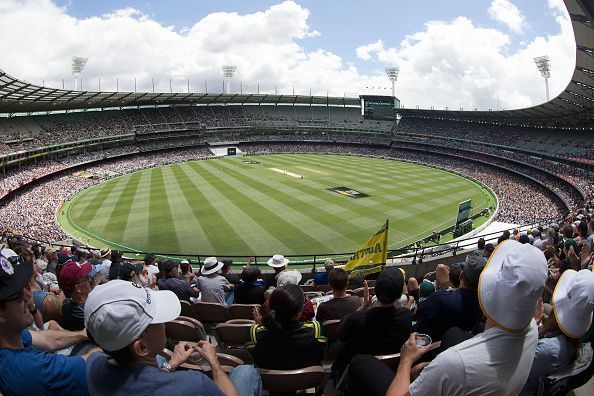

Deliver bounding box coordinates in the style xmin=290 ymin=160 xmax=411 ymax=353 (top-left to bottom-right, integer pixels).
xmin=314 ymin=272 xmax=329 ymax=285
xmin=520 ymin=332 xmax=573 ymax=396
xmin=413 ymin=287 xmax=482 ymax=341
xmin=157 ymin=276 xmax=197 ymax=302
xmin=0 ymin=329 xmax=88 ymax=396
xmin=86 ymin=352 xmax=224 ymax=396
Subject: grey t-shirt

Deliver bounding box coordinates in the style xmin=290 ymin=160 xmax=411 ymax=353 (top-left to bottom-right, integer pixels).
xmin=409 ymin=321 xmax=538 ymax=396
xmin=197 ymin=274 xmax=231 ymax=305
xmin=86 ymin=352 xmax=224 ymax=396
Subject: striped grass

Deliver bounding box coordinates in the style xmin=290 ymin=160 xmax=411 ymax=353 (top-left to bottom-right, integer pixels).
xmin=58 ymin=154 xmax=496 ymax=258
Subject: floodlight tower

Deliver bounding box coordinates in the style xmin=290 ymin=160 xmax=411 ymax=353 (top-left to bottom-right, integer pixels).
xmin=385 ymin=66 xmax=400 ymax=97
xmin=71 ymin=56 xmax=88 ymax=91
xmin=534 ymin=55 xmax=551 ymax=101
xmin=222 ymin=65 xmax=237 ymax=94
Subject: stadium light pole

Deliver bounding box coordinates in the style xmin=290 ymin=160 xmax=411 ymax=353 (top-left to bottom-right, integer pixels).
xmin=385 ymin=66 xmax=399 ymax=98
xmin=534 ymin=55 xmax=551 ymax=101
xmin=71 ymin=56 xmax=88 ymax=91
xmin=222 ymin=65 xmax=237 ymax=94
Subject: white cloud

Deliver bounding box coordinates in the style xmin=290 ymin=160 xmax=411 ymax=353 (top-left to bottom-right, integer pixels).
xmin=354 ymin=4 xmax=574 ymax=110
xmin=0 ymin=0 xmax=577 ymax=110
xmin=488 ymin=0 xmax=527 ymax=34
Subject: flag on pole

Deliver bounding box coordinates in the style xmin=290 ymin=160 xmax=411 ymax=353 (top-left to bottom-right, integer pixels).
xmin=344 ymin=220 xmax=389 ymax=279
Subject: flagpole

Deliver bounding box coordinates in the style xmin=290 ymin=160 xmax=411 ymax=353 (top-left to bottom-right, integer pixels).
xmin=383 ymin=219 xmax=389 ymax=265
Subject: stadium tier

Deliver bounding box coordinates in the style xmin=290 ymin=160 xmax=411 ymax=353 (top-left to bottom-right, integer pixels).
xmin=1 ymin=1 xmax=594 ymax=395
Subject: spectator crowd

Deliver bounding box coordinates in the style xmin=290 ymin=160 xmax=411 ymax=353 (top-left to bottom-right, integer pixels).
xmin=0 ymin=210 xmax=593 ymax=395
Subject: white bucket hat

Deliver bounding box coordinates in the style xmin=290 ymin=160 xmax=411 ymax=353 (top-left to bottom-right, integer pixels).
xmin=478 ymin=240 xmax=548 ymax=332
xmin=84 ymin=280 xmax=180 ymax=351
xmin=552 ymin=269 xmax=594 ymax=338
xmin=267 ymin=254 xmax=290 ymax=268
xmin=201 ymin=256 xmax=224 ymax=275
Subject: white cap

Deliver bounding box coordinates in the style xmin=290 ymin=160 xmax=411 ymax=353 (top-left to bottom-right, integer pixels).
xmin=553 ymin=269 xmax=594 ymax=338
xmin=84 ymin=280 xmax=181 ymax=351
xmin=267 ymin=254 xmax=289 ymax=268
xmin=478 ymin=240 xmax=548 ymax=332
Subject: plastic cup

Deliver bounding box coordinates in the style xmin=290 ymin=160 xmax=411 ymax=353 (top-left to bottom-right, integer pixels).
xmin=416 ymin=333 xmax=432 ymax=347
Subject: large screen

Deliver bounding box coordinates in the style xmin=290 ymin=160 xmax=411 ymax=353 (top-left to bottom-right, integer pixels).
xmin=360 ymin=95 xmax=397 ymax=121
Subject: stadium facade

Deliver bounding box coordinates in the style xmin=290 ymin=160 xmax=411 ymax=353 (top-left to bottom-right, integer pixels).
xmin=0 ymin=0 xmax=592 ymax=128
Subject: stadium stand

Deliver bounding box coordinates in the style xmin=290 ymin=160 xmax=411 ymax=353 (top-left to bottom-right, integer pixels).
xmin=0 ymin=0 xmax=593 ymax=394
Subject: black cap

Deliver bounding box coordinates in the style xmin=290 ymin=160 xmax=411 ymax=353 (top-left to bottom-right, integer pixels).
xmin=163 ymin=260 xmax=177 ymax=273
xmin=57 ymin=252 xmax=72 ymax=265
xmin=375 ymin=267 xmax=404 ymax=303
xmin=463 ymin=254 xmax=486 ymax=290
xmin=119 ymin=262 xmax=143 ymax=281
xmin=0 ymin=247 xmax=33 ymax=301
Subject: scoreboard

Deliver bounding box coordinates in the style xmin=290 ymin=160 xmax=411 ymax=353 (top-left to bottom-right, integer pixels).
xmin=360 ymin=95 xmax=399 ymax=121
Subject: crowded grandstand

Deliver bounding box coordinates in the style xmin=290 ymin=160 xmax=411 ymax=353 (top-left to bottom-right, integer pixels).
xmin=1 ymin=0 xmax=594 ymax=395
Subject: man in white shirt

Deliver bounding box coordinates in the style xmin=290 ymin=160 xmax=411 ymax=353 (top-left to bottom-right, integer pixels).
xmin=393 ymin=240 xmax=548 ymax=396
xmin=349 ymin=240 xmax=548 ymax=396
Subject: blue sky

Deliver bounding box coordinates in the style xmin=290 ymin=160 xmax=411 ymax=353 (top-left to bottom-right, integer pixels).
xmin=54 ymin=0 xmax=564 ymax=75
xmin=1 ymin=0 xmax=575 ymax=109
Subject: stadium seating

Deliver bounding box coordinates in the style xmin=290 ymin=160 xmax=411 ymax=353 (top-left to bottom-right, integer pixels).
xmin=256 ymin=366 xmax=325 ymax=394
xmin=160 ymin=348 xmax=245 ymax=374
xmin=229 ymin=304 xmax=261 ymax=320
xmin=165 ymin=318 xmax=207 ymax=345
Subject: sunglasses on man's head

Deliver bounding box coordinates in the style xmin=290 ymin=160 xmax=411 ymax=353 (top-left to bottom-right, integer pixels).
xmin=2 ymin=283 xmax=31 ymax=303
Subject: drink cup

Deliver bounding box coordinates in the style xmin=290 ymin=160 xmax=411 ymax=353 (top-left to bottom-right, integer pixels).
xmin=416 ymin=333 xmax=432 ymax=347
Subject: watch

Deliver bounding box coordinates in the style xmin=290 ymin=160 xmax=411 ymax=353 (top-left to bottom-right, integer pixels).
xmin=161 ymin=361 xmax=174 ymax=372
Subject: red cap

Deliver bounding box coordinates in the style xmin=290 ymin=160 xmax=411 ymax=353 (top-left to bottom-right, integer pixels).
xmin=59 ymin=261 xmax=92 ymax=296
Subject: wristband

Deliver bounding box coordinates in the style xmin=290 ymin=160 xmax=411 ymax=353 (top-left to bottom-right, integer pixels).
xmin=161 ymin=361 xmax=174 ymax=372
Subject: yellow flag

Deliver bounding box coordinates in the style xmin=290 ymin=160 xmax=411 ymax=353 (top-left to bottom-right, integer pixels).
xmin=344 ymin=220 xmax=389 ymax=279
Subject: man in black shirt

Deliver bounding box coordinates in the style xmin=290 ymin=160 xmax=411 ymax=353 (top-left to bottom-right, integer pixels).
xmin=413 ymin=254 xmax=486 ymax=341
xmin=234 ymin=266 xmax=265 ymax=305
xmin=58 ymin=261 xmax=92 ymax=331
xmin=222 ymin=260 xmax=241 ymax=286
xmin=107 ymin=250 xmax=124 ymax=281
xmin=332 ymin=267 xmax=412 ymax=376
xmin=157 ymin=260 xmax=199 ymax=302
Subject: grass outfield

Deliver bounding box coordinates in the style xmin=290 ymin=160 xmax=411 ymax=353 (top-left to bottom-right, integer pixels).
xmin=58 ymin=154 xmax=496 ymax=259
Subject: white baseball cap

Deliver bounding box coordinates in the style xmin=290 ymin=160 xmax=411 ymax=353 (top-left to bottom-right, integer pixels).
xmin=553 ymin=269 xmax=594 ymax=338
xmin=84 ymin=280 xmax=181 ymax=351
xmin=478 ymin=240 xmax=548 ymax=332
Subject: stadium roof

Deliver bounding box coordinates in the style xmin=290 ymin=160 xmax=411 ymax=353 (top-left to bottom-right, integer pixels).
xmin=0 ymin=0 xmax=592 ymax=129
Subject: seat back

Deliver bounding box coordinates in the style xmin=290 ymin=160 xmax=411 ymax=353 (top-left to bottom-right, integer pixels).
xmin=304 ymin=291 xmax=323 ymax=299
xmin=538 ymin=342 xmax=594 ymax=395
xmin=215 ymin=322 xmax=253 ymax=346
xmin=375 ymin=352 xmax=401 ymax=370
xmin=229 ymin=304 xmax=260 ymax=320
xmin=165 ymin=319 xmax=206 ymax=344
xmin=352 ymin=287 xmax=374 ymax=297
xmin=179 ymin=300 xmax=195 ymax=318
xmin=193 ymin=301 xmax=231 ymax=323
xmin=301 ymin=285 xmax=315 ymax=292
xmin=257 ymin=366 xmax=325 ymax=393
xmin=226 ymin=319 xmax=255 ymax=325
xmin=315 ymin=285 xmax=331 ymax=293
xmin=176 ymin=316 xmax=207 ymax=340
xmin=322 ymin=319 xmax=341 ymax=343
xmin=161 ymin=348 xmax=244 ymax=373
